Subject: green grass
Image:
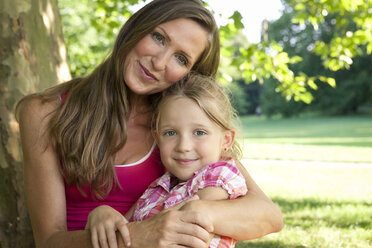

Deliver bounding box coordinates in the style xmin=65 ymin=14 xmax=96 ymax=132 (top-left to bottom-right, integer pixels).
xmin=234 ymin=116 xmax=372 ymax=247
xmin=238 ymin=115 xmax=372 ymax=163
xmin=236 ymin=162 xmax=372 ymax=248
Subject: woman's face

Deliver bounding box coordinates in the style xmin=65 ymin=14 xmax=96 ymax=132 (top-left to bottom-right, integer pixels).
xmin=123 ymin=18 xmax=208 ymax=95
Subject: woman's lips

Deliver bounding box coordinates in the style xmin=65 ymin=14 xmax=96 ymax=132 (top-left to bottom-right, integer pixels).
xmin=139 ymin=62 xmax=158 ymax=81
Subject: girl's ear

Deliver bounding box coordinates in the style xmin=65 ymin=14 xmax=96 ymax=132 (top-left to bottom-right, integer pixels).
xmin=222 ymin=130 xmax=235 ymax=151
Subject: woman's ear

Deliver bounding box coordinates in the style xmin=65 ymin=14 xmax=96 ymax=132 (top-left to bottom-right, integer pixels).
xmin=222 ymin=130 xmax=235 ymax=151
xmin=153 ymin=130 xmax=160 ymax=145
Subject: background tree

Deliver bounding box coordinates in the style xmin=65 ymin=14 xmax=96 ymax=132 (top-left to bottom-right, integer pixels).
xmin=0 ymin=0 xmax=70 ymax=246
xmin=260 ymin=0 xmax=372 ymax=117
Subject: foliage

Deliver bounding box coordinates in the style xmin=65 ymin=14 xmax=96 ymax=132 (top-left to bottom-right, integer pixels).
xmin=311 ymin=54 xmax=372 ymax=115
xmin=224 ymin=81 xmax=251 ymax=116
xmin=261 ymin=0 xmax=372 ymax=117
xmin=58 ymin=0 xmax=143 ymax=77
xmin=218 ymin=0 xmax=371 ymax=104
xmin=291 ymin=0 xmax=372 ymax=71
xmin=260 ymin=77 xmax=307 ymax=118
xmin=217 ymin=30 xmax=259 ymax=115
xmin=218 ymin=11 xmax=335 ymax=104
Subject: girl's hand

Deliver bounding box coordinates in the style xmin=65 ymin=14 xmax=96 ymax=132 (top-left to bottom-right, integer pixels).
xmin=85 ymin=205 xmax=131 ymax=248
xmin=126 ymin=196 xmax=214 ymax=248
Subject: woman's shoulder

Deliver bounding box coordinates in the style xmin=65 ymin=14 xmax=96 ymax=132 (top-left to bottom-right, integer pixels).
xmin=17 ymin=94 xmax=60 ymax=128
xmin=16 ymin=94 xmax=62 ymax=155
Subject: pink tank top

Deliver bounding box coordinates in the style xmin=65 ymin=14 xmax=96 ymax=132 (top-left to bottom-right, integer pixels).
xmin=65 ymin=143 xmax=165 ymax=230
xmin=61 ymin=92 xmax=165 ymax=230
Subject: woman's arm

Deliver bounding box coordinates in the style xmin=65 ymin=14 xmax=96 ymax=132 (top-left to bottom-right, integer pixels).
xmin=126 ymin=205 xmax=213 ymax=248
xmin=180 ymin=161 xmax=284 ymax=241
xmin=19 ymin=96 xmax=95 ymax=248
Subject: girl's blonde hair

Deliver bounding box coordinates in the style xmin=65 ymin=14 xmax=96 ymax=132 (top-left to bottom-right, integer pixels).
xmin=153 ymin=73 xmax=242 ymax=161
xmin=16 ymin=0 xmax=219 ymax=198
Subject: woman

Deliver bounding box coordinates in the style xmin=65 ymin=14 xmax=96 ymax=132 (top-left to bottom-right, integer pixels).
xmin=16 ymin=0 xmax=283 ymax=247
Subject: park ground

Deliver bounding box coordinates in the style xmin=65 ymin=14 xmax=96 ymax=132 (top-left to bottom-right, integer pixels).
xmin=235 ymin=115 xmax=372 ymax=248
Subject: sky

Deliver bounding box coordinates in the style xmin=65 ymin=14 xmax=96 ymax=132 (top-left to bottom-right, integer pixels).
xmin=131 ymin=0 xmax=284 ymax=43
xmin=211 ymin=0 xmax=284 ymax=43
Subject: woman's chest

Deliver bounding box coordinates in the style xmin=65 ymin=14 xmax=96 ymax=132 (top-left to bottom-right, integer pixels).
xmin=114 ymin=123 xmax=154 ymax=165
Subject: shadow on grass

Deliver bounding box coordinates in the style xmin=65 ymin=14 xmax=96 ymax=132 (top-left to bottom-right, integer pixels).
xmin=273 ymin=197 xmax=372 ymax=229
xmin=234 ymin=197 xmax=372 ymax=248
xmin=236 ymin=240 xmax=307 ymax=248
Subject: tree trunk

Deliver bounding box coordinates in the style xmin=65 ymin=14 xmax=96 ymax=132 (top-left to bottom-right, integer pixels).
xmin=0 ymin=0 xmax=70 ymax=247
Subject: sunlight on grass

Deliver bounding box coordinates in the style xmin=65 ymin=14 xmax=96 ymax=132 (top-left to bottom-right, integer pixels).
xmin=238 ymin=115 xmax=372 ymax=163
xmin=236 ymin=162 xmax=372 ymax=248
xmin=240 ymin=142 xmax=372 ymax=163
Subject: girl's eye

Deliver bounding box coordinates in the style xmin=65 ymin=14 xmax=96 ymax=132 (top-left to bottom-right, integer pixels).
xmin=152 ymin=32 xmax=165 ymax=45
xmin=195 ymin=130 xmax=206 ymax=136
xmin=164 ymin=130 xmax=176 ymax=136
xmin=176 ymin=54 xmax=189 ymax=66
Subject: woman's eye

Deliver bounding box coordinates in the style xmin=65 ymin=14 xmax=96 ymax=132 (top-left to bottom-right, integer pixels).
xmin=152 ymin=32 xmax=165 ymax=45
xmin=164 ymin=130 xmax=176 ymax=136
xmin=195 ymin=130 xmax=206 ymax=136
xmin=176 ymin=54 xmax=188 ymax=66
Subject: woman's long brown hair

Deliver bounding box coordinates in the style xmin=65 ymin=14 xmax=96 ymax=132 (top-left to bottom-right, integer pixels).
xmin=16 ymin=0 xmax=220 ymax=199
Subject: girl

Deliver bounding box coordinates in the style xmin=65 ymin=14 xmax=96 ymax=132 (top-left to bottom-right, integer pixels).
xmin=87 ymin=73 xmax=249 ymax=248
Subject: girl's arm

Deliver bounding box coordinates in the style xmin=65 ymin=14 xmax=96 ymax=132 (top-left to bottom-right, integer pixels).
xmin=85 ymin=200 xmax=139 ymax=248
xmin=85 ymin=205 xmax=131 ymax=248
xmin=180 ymin=161 xmax=284 ymax=240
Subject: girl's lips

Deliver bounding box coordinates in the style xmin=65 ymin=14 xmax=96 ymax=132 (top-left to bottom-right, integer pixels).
xmin=139 ymin=62 xmax=158 ymax=81
xmin=175 ymin=158 xmax=198 ymax=166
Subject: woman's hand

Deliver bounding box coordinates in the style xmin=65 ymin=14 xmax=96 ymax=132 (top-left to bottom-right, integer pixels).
xmin=127 ymin=196 xmax=213 ymax=248
xmin=85 ymin=205 xmax=131 ymax=248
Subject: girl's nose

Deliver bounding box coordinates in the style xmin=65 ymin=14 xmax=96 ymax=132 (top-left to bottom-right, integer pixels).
xmin=176 ymin=135 xmax=192 ymax=152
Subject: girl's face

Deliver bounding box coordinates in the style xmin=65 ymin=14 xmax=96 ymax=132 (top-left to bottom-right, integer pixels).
xmin=123 ymin=18 xmax=208 ymax=96
xmin=155 ymin=97 xmax=234 ymax=182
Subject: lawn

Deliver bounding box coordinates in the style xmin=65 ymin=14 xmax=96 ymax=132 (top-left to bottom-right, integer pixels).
xmin=238 ymin=115 xmax=372 ymax=163
xmin=236 ymin=162 xmax=372 ymax=248
xmin=234 ymin=115 xmax=372 ymax=248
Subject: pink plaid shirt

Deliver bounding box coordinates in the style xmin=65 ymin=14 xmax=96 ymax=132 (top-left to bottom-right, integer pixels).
xmin=130 ymin=160 xmax=248 ymax=248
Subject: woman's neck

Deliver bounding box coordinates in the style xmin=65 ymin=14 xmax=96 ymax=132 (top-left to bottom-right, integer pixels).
xmin=129 ymin=91 xmax=150 ymax=110
xmin=128 ymin=92 xmax=152 ymax=125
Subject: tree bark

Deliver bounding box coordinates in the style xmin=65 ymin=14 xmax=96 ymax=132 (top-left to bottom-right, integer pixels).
xmin=0 ymin=0 xmax=70 ymax=247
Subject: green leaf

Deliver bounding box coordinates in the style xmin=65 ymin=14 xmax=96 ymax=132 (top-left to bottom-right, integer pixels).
xmin=307 ymin=79 xmax=318 ymax=90
xmin=367 ymin=43 xmax=372 ymax=54
xmin=230 ymin=11 xmax=244 ymax=30
xmin=294 ymin=3 xmax=306 ymax=11
xmin=327 ymin=77 xmax=336 ymax=87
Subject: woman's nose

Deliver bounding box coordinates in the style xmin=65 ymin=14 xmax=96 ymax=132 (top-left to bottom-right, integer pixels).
xmin=152 ymin=51 xmax=170 ymax=71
